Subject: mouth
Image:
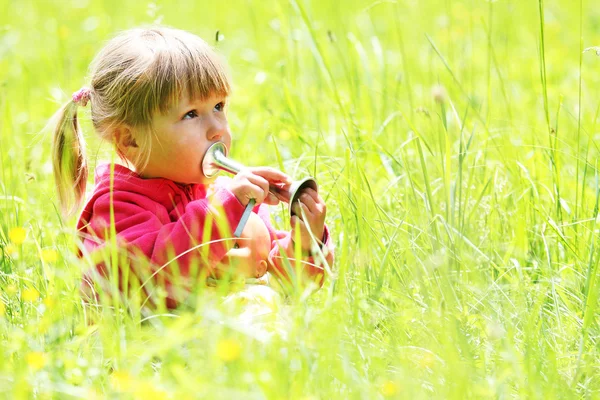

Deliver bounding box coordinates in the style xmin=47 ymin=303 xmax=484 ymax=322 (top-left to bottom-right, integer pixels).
xmin=201 ymin=141 xmax=228 ymax=178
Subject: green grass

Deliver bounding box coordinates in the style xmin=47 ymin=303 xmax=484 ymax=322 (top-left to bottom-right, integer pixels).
xmin=2 ymin=0 xmax=600 ymax=398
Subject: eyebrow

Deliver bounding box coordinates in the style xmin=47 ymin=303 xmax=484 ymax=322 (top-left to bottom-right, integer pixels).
xmin=169 ymin=95 xmax=228 ymax=116
xmin=164 ymin=97 xmax=191 ymax=119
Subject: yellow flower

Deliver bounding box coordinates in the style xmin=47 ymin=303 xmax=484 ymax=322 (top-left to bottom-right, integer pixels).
xmin=279 ymin=129 xmax=292 ymax=140
xmin=0 ymin=301 xmax=5 ymax=317
xmin=381 ymin=381 xmax=398 ymax=397
xmin=41 ymin=249 xmax=58 ymax=263
xmin=216 ymin=338 xmax=242 ymax=362
xmin=43 ymin=297 xmax=55 ymax=310
xmin=111 ymin=371 xmax=134 ymax=392
xmin=22 ymin=288 xmax=40 ymax=302
xmin=26 ymin=352 xmax=47 ymax=370
xmin=8 ymin=227 xmax=27 ymax=245
xmin=134 ymin=383 xmax=168 ymax=400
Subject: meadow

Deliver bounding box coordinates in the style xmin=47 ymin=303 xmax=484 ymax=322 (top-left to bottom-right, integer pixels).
xmin=1 ymin=0 xmax=600 ymax=398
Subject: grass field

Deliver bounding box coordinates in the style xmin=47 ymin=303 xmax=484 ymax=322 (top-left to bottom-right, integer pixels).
xmin=2 ymin=0 xmax=600 ymax=398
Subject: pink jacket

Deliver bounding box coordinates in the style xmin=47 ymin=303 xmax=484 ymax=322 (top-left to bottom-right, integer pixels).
xmin=77 ymin=163 xmax=334 ymax=308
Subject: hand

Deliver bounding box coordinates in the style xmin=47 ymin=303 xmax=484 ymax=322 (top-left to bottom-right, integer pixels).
xmin=228 ymin=167 xmax=291 ymax=206
xmin=290 ymin=188 xmax=326 ymax=252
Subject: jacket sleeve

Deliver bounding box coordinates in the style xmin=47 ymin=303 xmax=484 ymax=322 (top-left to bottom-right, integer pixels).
xmin=254 ymin=204 xmax=334 ymax=287
xmin=83 ymin=187 xmax=245 ymax=305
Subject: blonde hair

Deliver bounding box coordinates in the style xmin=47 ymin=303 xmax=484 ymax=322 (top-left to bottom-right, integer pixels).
xmin=51 ymin=26 xmax=231 ymax=216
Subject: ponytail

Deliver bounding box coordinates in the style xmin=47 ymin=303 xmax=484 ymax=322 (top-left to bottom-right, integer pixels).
xmin=49 ymin=27 xmax=234 ymax=217
xmin=51 ymin=99 xmax=88 ymax=217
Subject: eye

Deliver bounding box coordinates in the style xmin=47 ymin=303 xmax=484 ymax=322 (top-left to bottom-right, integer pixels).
xmin=183 ymin=110 xmax=198 ymax=120
xmin=214 ymin=102 xmax=225 ymax=112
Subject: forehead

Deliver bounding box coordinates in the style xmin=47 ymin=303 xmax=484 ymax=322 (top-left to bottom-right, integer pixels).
xmin=159 ymin=91 xmax=228 ymax=116
xmin=148 ymin=50 xmax=230 ymax=119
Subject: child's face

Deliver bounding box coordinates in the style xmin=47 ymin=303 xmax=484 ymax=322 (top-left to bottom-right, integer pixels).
xmin=140 ymin=93 xmax=232 ymax=184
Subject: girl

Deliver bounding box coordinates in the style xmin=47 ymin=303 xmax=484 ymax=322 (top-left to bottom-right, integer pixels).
xmin=50 ymin=27 xmax=334 ymax=310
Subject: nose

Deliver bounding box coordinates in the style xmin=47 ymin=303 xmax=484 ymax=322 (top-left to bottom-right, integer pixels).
xmin=206 ymin=117 xmax=228 ymax=141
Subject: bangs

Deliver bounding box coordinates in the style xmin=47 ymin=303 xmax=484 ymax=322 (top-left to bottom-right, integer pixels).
xmin=122 ymin=28 xmax=231 ymax=126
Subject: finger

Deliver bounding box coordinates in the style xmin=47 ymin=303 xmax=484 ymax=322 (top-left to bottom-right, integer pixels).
xmin=232 ymin=172 xmax=263 ymax=205
xmin=316 ymin=192 xmax=325 ymax=205
xmin=307 ymin=189 xmax=326 ymax=214
xmin=246 ymin=173 xmax=271 ymax=198
xmin=299 ymin=192 xmax=318 ymax=214
xmin=290 ymin=215 xmax=307 ymax=233
xmin=249 ymin=167 xmax=292 ymax=184
xmin=292 ymin=201 xmax=313 ymax=223
xmin=269 ymin=182 xmax=292 ymax=200
xmin=268 ymin=183 xmax=291 ymax=205
xmin=291 ymin=200 xmax=305 ymax=218
xmin=270 ymin=181 xmax=292 ymax=191
xmin=290 ymin=216 xmax=310 ymax=248
xmin=247 ymin=186 xmax=266 ymax=204
xmin=238 ymin=173 xmax=268 ymax=203
xmin=263 ymin=192 xmax=280 ymax=206
xmin=237 ymin=185 xmax=265 ymax=205
xmin=303 ymin=188 xmax=320 ymax=202
xmin=300 ymin=189 xmax=326 ymax=215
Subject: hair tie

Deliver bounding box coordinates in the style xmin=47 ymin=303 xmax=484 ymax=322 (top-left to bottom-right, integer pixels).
xmin=72 ymin=87 xmax=91 ymax=107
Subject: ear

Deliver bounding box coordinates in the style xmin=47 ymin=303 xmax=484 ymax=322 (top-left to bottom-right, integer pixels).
xmin=113 ymin=125 xmax=138 ymax=151
xmin=257 ymin=260 xmax=267 ymax=278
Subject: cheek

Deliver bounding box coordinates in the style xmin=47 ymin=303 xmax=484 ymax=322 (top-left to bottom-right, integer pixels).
xmin=163 ymin=135 xmax=195 ymax=158
xmin=221 ymin=127 xmax=232 ymax=145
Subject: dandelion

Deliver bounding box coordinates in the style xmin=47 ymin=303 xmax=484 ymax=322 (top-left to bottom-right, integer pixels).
xmin=26 ymin=352 xmax=47 ymax=370
xmin=8 ymin=227 xmax=27 ymax=245
xmin=41 ymin=249 xmax=58 ymax=263
xmin=22 ymin=287 xmax=40 ymax=302
xmin=216 ymin=338 xmax=242 ymax=362
xmin=134 ymin=383 xmax=168 ymax=400
xmin=111 ymin=371 xmax=134 ymax=392
xmin=43 ymin=297 xmax=55 ymax=310
xmin=0 ymin=301 xmax=5 ymax=317
xmin=279 ymin=129 xmax=292 ymax=140
xmin=381 ymin=381 xmax=398 ymax=397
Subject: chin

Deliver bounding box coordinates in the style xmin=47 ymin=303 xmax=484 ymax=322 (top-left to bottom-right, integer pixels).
xmin=191 ymin=175 xmax=214 ymax=185
xmin=180 ymin=170 xmax=206 ymax=184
